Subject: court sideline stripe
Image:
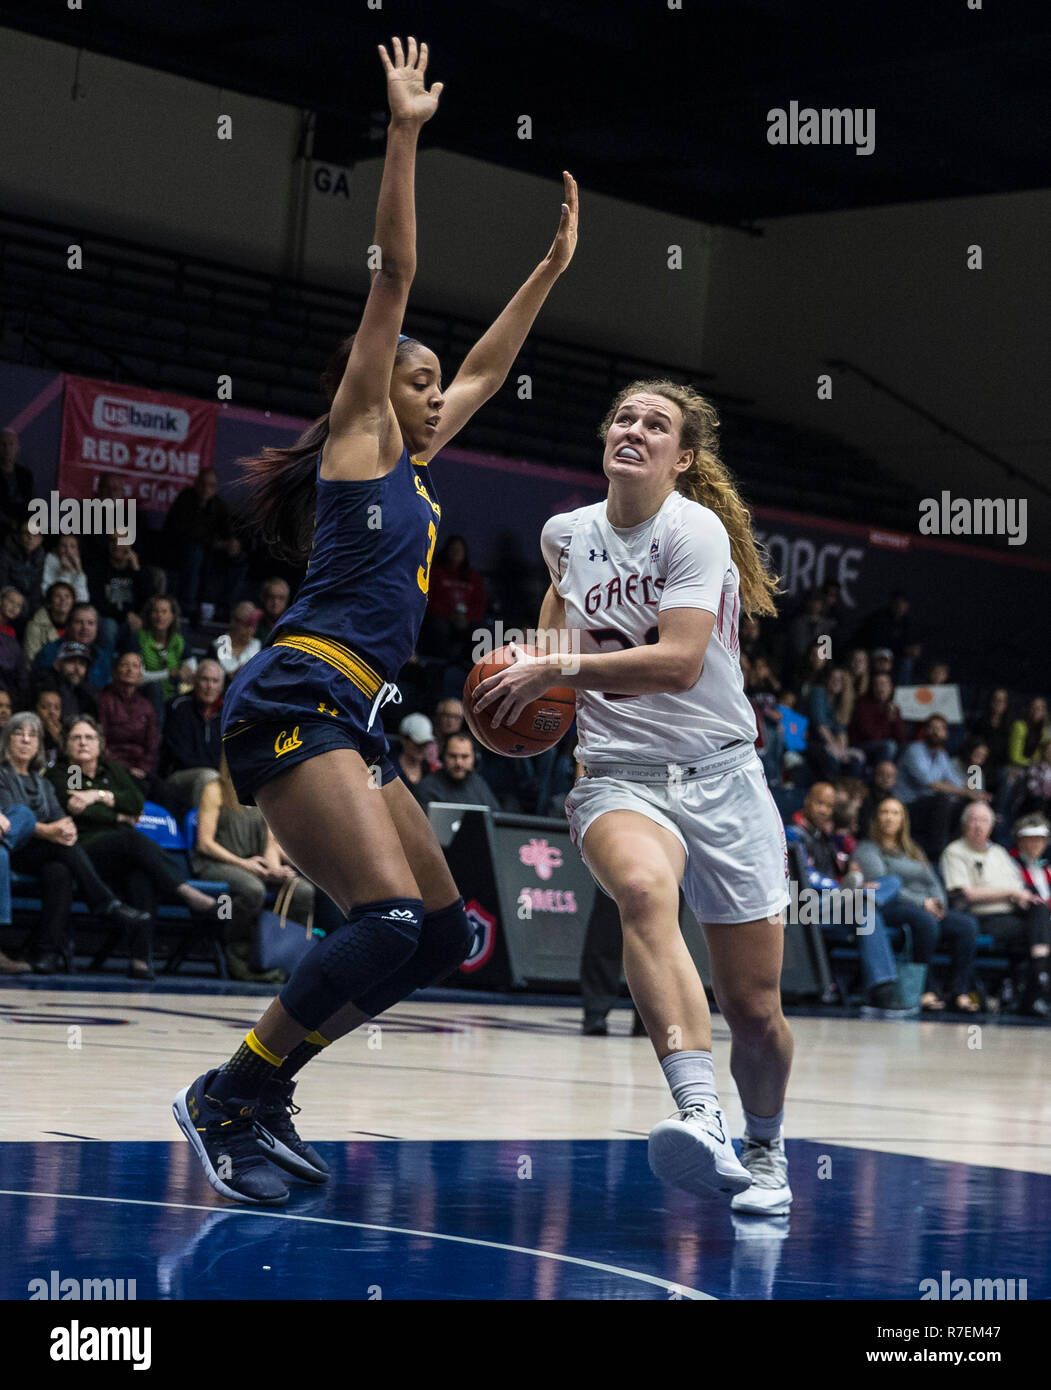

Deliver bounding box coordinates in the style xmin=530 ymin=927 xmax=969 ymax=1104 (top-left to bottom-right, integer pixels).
xmin=0 ymin=1189 xmax=716 ymax=1300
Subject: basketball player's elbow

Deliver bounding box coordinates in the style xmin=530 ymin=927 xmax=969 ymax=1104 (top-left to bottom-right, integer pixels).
xmin=662 ymin=647 xmax=704 ymax=693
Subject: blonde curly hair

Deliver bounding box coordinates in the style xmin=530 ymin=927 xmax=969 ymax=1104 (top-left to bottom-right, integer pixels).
xmin=598 ymin=380 xmax=780 ymax=617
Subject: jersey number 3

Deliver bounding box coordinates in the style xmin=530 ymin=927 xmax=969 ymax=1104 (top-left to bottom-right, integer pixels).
xmin=590 ymin=625 xmax=659 ymax=700
xmin=417 ymin=520 xmax=438 ymax=595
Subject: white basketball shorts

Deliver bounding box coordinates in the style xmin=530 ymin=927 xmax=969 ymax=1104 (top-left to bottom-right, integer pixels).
xmin=564 ymin=745 xmax=789 ymax=926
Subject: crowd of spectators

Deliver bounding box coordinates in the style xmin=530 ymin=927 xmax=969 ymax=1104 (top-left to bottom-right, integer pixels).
xmin=0 ymin=437 xmax=1049 ymax=1016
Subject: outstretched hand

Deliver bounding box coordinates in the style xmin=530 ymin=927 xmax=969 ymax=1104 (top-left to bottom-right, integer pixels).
xmin=378 ymin=36 xmax=443 ymax=126
xmin=543 ymin=171 xmax=579 ymax=274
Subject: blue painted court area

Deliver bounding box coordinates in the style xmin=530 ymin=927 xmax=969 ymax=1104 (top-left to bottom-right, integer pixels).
xmin=1 ymin=1140 xmax=1047 ymax=1300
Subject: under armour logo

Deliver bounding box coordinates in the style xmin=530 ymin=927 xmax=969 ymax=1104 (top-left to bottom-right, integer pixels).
xmin=588 ymin=548 xmax=608 ymax=562
xmin=317 ymin=702 xmax=339 ymax=717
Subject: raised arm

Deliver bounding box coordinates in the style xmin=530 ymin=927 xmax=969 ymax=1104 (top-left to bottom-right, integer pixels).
xmin=415 ymin=173 xmax=579 ymax=462
xmin=324 ymin=37 xmax=443 ymax=480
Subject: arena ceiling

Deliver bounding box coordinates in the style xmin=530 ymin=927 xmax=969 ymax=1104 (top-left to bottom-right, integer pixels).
xmin=2 ymin=0 xmax=1049 ymax=226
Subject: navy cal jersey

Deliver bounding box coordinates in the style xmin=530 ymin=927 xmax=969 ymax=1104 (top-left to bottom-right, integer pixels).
xmin=269 ymin=446 xmax=440 ymax=679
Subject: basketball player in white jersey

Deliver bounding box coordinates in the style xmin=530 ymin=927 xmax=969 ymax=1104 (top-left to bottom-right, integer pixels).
xmin=473 ymin=381 xmax=792 ymax=1214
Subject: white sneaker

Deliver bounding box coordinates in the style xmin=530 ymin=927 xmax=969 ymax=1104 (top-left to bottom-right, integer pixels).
xmin=648 ymin=1100 xmax=752 ymax=1198
xmin=730 ymin=1133 xmax=793 ymax=1215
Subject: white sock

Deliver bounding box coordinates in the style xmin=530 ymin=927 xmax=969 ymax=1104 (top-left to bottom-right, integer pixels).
xmin=743 ymin=1106 xmax=784 ymax=1142
xmin=660 ymin=1050 xmax=719 ymax=1113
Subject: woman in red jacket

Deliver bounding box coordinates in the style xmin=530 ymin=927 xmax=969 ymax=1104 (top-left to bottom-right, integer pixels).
xmin=848 ymin=670 xmax=906 ymax=766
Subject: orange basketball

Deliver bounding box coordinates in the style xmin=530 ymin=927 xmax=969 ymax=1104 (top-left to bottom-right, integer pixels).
xmin=463 ymin=644 xmax=576 ymax=758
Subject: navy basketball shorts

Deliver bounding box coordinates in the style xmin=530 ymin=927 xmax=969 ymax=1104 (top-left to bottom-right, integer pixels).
xmin=221 ymin=635 xmax=401 ymax=806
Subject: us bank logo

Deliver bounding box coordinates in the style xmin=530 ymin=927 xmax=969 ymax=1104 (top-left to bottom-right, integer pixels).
xmin=93 ymin=395 xmax=190 ymax=441
xmin=519 ymin=838 xmax=562 ymax=880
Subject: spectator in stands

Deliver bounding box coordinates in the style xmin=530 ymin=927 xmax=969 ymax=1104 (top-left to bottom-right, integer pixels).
xmin=897 ymin=714 xmax=990 ymax=859
xmin=395 ymin=713 xmax=439 ymax=795
xmin=137 ymin=595 xmax=187 ymax=714
xmin=30 ymin=641 xmax=99 ymax=722
xmin=0 ymin=689 xmax=12 ymax=729
xmin=869 ymin=647 xmax=894 ymax=679
xmin=853 ymin=590 xmax=912 ymax=661
xmin=420 ymin=535 xmax=488 ymax=665
xmin=192 ymin=755 xmax=311 ymax=981
xmin=856 ymin=798 xmax=979 ymax=1013
xmin=1012 ymin=815 xmax=1051 ymax=913
xmin=48 ymin=715 xmax=223 ymax=980
xmin=433 ymin=697 xmax=465 ymax=742
xmin=745 ymin=655 xmax=785 ymax=787
xmin=739 ymin=613 xmax=770 ymax=666
xmin=98 ymin=651 xmax=161 ymax=793
xmin=34 ymin=602 xmax=114 ymax=692
xmin=23 ymin=581 xmax=76 ymax=664
xmin=786 ymin=590 xmax=831 ymax=669
xmin=418 ymin=733 xmax=500 ymax=811
xmin=1000 ymin=697 xmax=1051 ymax=821
xmin=821 ymin=580 xmax=845 ymax=630
xmin=807 ymin=664 xmax=864 ymax=781
xmin=925 ymin=659 xmax=951 ymax=686
xmin=970 ymin=687 xmax=1012 ymax=788
xmin=0 ymin=793 xmax=35 ymax=974
xmin=0 ymin=711 xmax=148 ymax=974
xmin=42 ymin=535 xmax=90 ymax=605
xmin=160 ymin=658 xmax=224 ymax=807
xmin=0 ymin=520 xmax=46 ymax=613
xmin=0 ymin=621 xmax=27 ymax=708
xmin=1022 ymin=737 xmax=1051 ymax=818
xmin=33 ymin=689 xmax=64 ymax=770
xmin=954 ymin=735 xmax=989 ymax=784
xmin=858 ymin=758 xmax=901 ymax=837
xmin=0 ymin=430 xmax=33 ymax=543
xmin=940 ymin=801 xmax=1051 ymax=1015
xmin=210 ymin=601 xmax=262 ymax=682
xmin=255 ymin=578 xmax=291 ymax=644
xmin=79 ymin=473 xmax=130 ymax=570
xmin=0 ymin=585 xmax=26 ymax=643
xmin=163 ymin=469 xmax=246 ymax=621
xmin=847 ymin=647 xmax=870 ymax=704
xmin=832 ymin=778 xmax=867 ymax=844
xmin=786 ymin=782 xmax=908 ymax=1015
xmin=796 ymin=640 xmax=830 ymax=701
xmin=85 ymin=531 xmax=154 ymax=649
xmin=848 ymin=671 xmax=906 ymax=765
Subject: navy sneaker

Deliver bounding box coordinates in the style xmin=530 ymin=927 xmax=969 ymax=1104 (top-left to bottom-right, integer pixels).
xmin=254 ymin=1078 xmax=330 ymax=1184
xmin=172 ymin=1070 xmax=289 ymax=1205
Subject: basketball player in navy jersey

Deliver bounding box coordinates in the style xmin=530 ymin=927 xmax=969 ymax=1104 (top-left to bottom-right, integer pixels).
xmin=172 ymin=36 xmax=579 ymax=1204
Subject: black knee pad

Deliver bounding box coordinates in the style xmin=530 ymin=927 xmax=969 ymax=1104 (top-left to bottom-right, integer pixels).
xmin=353 ymin=897 xmax=473 ymax=1017
xmin=280 ymin=897 xmax=423 ymax=1030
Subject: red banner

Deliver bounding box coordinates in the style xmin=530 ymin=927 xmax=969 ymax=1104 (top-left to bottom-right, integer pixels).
xmin=58 ymin=375 xmax=218 ymax=514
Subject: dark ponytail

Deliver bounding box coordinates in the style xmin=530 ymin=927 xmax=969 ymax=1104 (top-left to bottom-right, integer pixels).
xmin=236 ymin=333 xmax=422 ymax=564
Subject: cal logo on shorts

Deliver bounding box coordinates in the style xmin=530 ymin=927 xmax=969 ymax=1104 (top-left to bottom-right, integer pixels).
xmin=274 ymin=726 xmax=303 ymax=757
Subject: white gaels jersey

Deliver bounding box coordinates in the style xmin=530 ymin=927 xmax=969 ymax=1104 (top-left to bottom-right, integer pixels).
xmin=541 ymin=492 xmax=758 ymax=764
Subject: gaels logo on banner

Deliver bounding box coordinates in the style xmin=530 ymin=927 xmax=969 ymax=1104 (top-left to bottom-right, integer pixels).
xmin=59 ymin=375 xmax=218 ymax=514
xmin=519 ymin=838 xmax=562 ymax=881
xmin=518 ymin=837 xmax=577 ymax=915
